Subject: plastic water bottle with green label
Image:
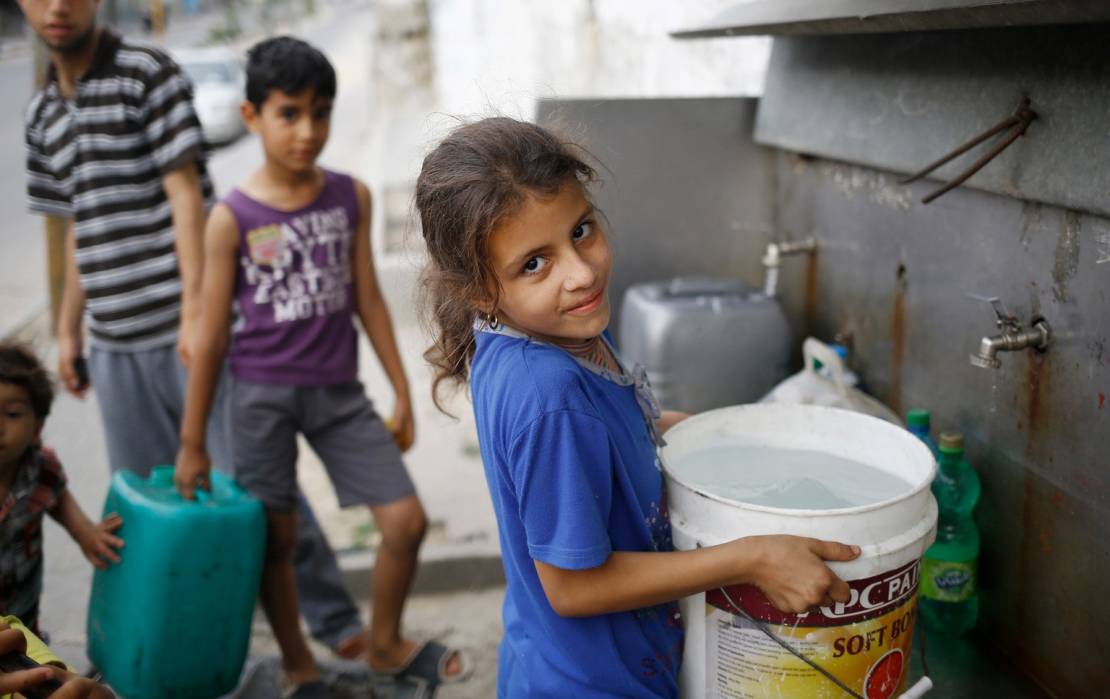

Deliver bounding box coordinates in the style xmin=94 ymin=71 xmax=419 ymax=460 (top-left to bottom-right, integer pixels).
xmin=920 ymin=431 xmax=980 ymax=634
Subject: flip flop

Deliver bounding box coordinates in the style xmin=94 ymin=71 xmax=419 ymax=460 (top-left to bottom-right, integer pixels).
xmin=372 ymin=640 xmax=473 ymax=687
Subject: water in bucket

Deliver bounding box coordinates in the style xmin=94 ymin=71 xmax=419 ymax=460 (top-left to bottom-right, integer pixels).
xmin=672 ymin=442 xmax=913 ymax=509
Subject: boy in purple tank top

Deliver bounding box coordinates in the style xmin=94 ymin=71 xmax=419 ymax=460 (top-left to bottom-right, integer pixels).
xmin=174 ymin=37 xmax=470 ymax=697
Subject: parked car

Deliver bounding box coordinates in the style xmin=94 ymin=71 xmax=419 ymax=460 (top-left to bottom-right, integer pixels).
xmin=175 ymin=47 xmax=245 ymax=145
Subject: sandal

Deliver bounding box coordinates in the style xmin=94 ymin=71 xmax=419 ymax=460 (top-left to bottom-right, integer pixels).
xmin=334 ymin=630 xmax=370 ymax=661
xmin=372 ymin=640 xmax=473 ymax=687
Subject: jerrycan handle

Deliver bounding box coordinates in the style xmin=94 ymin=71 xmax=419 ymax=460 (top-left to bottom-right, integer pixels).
xmin=802 ymin=337 xmax=851 ymax=397
xmin=148 ymin=465 xmax=212 ymax=503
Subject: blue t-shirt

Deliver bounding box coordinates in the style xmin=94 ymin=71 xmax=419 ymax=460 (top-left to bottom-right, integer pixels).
xmin=471 ymin=330 xmax=684 ymax=698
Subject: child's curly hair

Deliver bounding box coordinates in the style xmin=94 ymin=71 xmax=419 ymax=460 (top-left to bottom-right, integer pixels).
xmin=0 ymin=343 xmax=55 ymax=419
xmin=415 ymin=117 xmax=597 ymax=412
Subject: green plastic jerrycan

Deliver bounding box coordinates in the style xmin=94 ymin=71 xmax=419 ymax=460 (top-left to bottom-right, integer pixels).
xmin=87 ymin=466 xmax=265 ymax=699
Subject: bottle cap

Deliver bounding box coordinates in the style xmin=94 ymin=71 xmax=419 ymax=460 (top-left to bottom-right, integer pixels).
xmin=939 ymin=432 xmax=964 ymax=453
xmin=906 ymin=409 xmax=930 ymax=429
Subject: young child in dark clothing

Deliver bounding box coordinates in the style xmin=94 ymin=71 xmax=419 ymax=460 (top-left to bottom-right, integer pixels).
xmin=0 ymin=343 xmax=123 ymax=635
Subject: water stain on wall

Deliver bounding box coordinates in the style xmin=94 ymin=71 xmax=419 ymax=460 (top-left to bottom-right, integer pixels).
xmin=803 ymin=253 xmax=818 ymax=336
xmin=1092 ymin=218 xmax=1110 ymax=265
xmin=891 ymin=263 xmax=907 ymax=416
xmin=823 ymin=163 xmax=914 ymax=211
xmin=1026 ymin=351 xmax=1046 ymax=440
xmin=1052 ymin=211 xmax=1081 ymax=302
xmin=1019 ymin=201 xmax=1041 ymax=252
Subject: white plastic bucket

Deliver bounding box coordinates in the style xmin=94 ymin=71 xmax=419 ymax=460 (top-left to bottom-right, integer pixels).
xmin=661 ymin=404 xmax=937 ymax=699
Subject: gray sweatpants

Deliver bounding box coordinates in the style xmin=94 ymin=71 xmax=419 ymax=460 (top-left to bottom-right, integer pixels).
xmin=87 ymin=344 xmax=364 ymax=648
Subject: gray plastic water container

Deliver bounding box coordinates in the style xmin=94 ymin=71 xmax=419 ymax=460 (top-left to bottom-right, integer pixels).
xmin=619 ymin=277 xmax=792 ymax=414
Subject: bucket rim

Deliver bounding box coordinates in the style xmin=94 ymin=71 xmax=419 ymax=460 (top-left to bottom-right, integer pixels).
xmin=660 ymin=404 xmax=936 ymax=517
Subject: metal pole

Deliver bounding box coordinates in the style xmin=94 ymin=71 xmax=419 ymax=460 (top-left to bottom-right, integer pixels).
xmin=30 ymin=26 xmax=67 ymax=334
xmin=151 ymin=0 xmax=166 ymax=37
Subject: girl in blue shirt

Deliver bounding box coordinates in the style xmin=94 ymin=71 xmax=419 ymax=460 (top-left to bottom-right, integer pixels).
xmin=416 ymin=117 xmax=860 ymax=698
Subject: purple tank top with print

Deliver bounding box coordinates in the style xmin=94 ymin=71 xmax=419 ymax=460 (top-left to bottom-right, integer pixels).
xmin=223 ymin=169 xmax=359 ymax=385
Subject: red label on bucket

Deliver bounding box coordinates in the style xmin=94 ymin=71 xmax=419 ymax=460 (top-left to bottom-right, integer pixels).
xmin=702 ymin=560 xmax=921 ymax=698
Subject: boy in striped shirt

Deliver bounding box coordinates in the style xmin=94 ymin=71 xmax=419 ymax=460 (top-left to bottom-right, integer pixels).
xmin=21 ymin=0 xmax=214 ymax=468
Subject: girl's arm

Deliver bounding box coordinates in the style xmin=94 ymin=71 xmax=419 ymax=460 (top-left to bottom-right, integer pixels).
xmin=350 ymin=179 xmax=414 ymax=451
xmin=535 ymin=534 xmax=858 ymax=618
xmin=174 ymin=203 xmax=239 ymax=500
xmin=49 ymin=490 xmax=123 ymax=569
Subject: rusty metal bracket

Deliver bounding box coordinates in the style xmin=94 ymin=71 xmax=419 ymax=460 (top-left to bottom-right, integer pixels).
xmin=900 ymin=96 xmax=1037 ymax=204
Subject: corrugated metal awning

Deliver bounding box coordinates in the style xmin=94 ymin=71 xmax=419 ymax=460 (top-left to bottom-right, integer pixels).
xmin=673 ymin=0 xmax=1110 ymax=38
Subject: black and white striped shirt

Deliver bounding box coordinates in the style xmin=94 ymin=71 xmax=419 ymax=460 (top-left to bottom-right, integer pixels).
xmin=24 ymin=30 xmax=214 ymax=350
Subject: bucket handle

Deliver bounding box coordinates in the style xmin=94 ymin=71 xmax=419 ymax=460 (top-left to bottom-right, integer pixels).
xmin=716 ymin=586 xmax=866 ymax=699
xmin=901 ymin=677 xmax=934 ymax=698
xmin=802 ymin=337 xmax=851 ymax=397
xmin=716 ymin=586 xmax=932 ymax=698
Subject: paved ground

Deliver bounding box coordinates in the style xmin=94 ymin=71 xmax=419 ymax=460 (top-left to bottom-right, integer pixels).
xmin=228 ymin=587 xmax=503 ymax=698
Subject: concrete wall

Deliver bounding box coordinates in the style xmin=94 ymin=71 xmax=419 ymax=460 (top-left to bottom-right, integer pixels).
xmin=429 ymin=0 xmax=771 ymax=119
xmin=755 ymin=25 xmax=1110 ymax=219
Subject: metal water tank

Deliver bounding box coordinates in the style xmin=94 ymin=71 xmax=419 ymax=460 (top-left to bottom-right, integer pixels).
xmin=619 ymin=277 xmax=792 ymax=414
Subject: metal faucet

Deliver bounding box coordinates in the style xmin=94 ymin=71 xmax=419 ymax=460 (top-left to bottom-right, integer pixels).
xmin=761 ymin=237 xmax=817 ymax=298
xmin=969 ymin=298 xmax=1051 ymax=369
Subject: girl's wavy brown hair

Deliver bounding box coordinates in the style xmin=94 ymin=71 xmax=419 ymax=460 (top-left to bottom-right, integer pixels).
xmin=416 ymin=117 xmax=596 ymax=412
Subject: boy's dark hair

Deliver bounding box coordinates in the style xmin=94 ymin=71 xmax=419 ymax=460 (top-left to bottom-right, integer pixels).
xmin=0 ymin=343 xmax=55 ymax=419
xmin=245 ymin=36 xmax=336 ymax=109
xmin=415 ymin=117 xmax=597 ymax=412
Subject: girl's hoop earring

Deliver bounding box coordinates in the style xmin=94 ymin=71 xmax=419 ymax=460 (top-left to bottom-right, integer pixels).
xmin=487 ymin=312 xmax=500 ymax=329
